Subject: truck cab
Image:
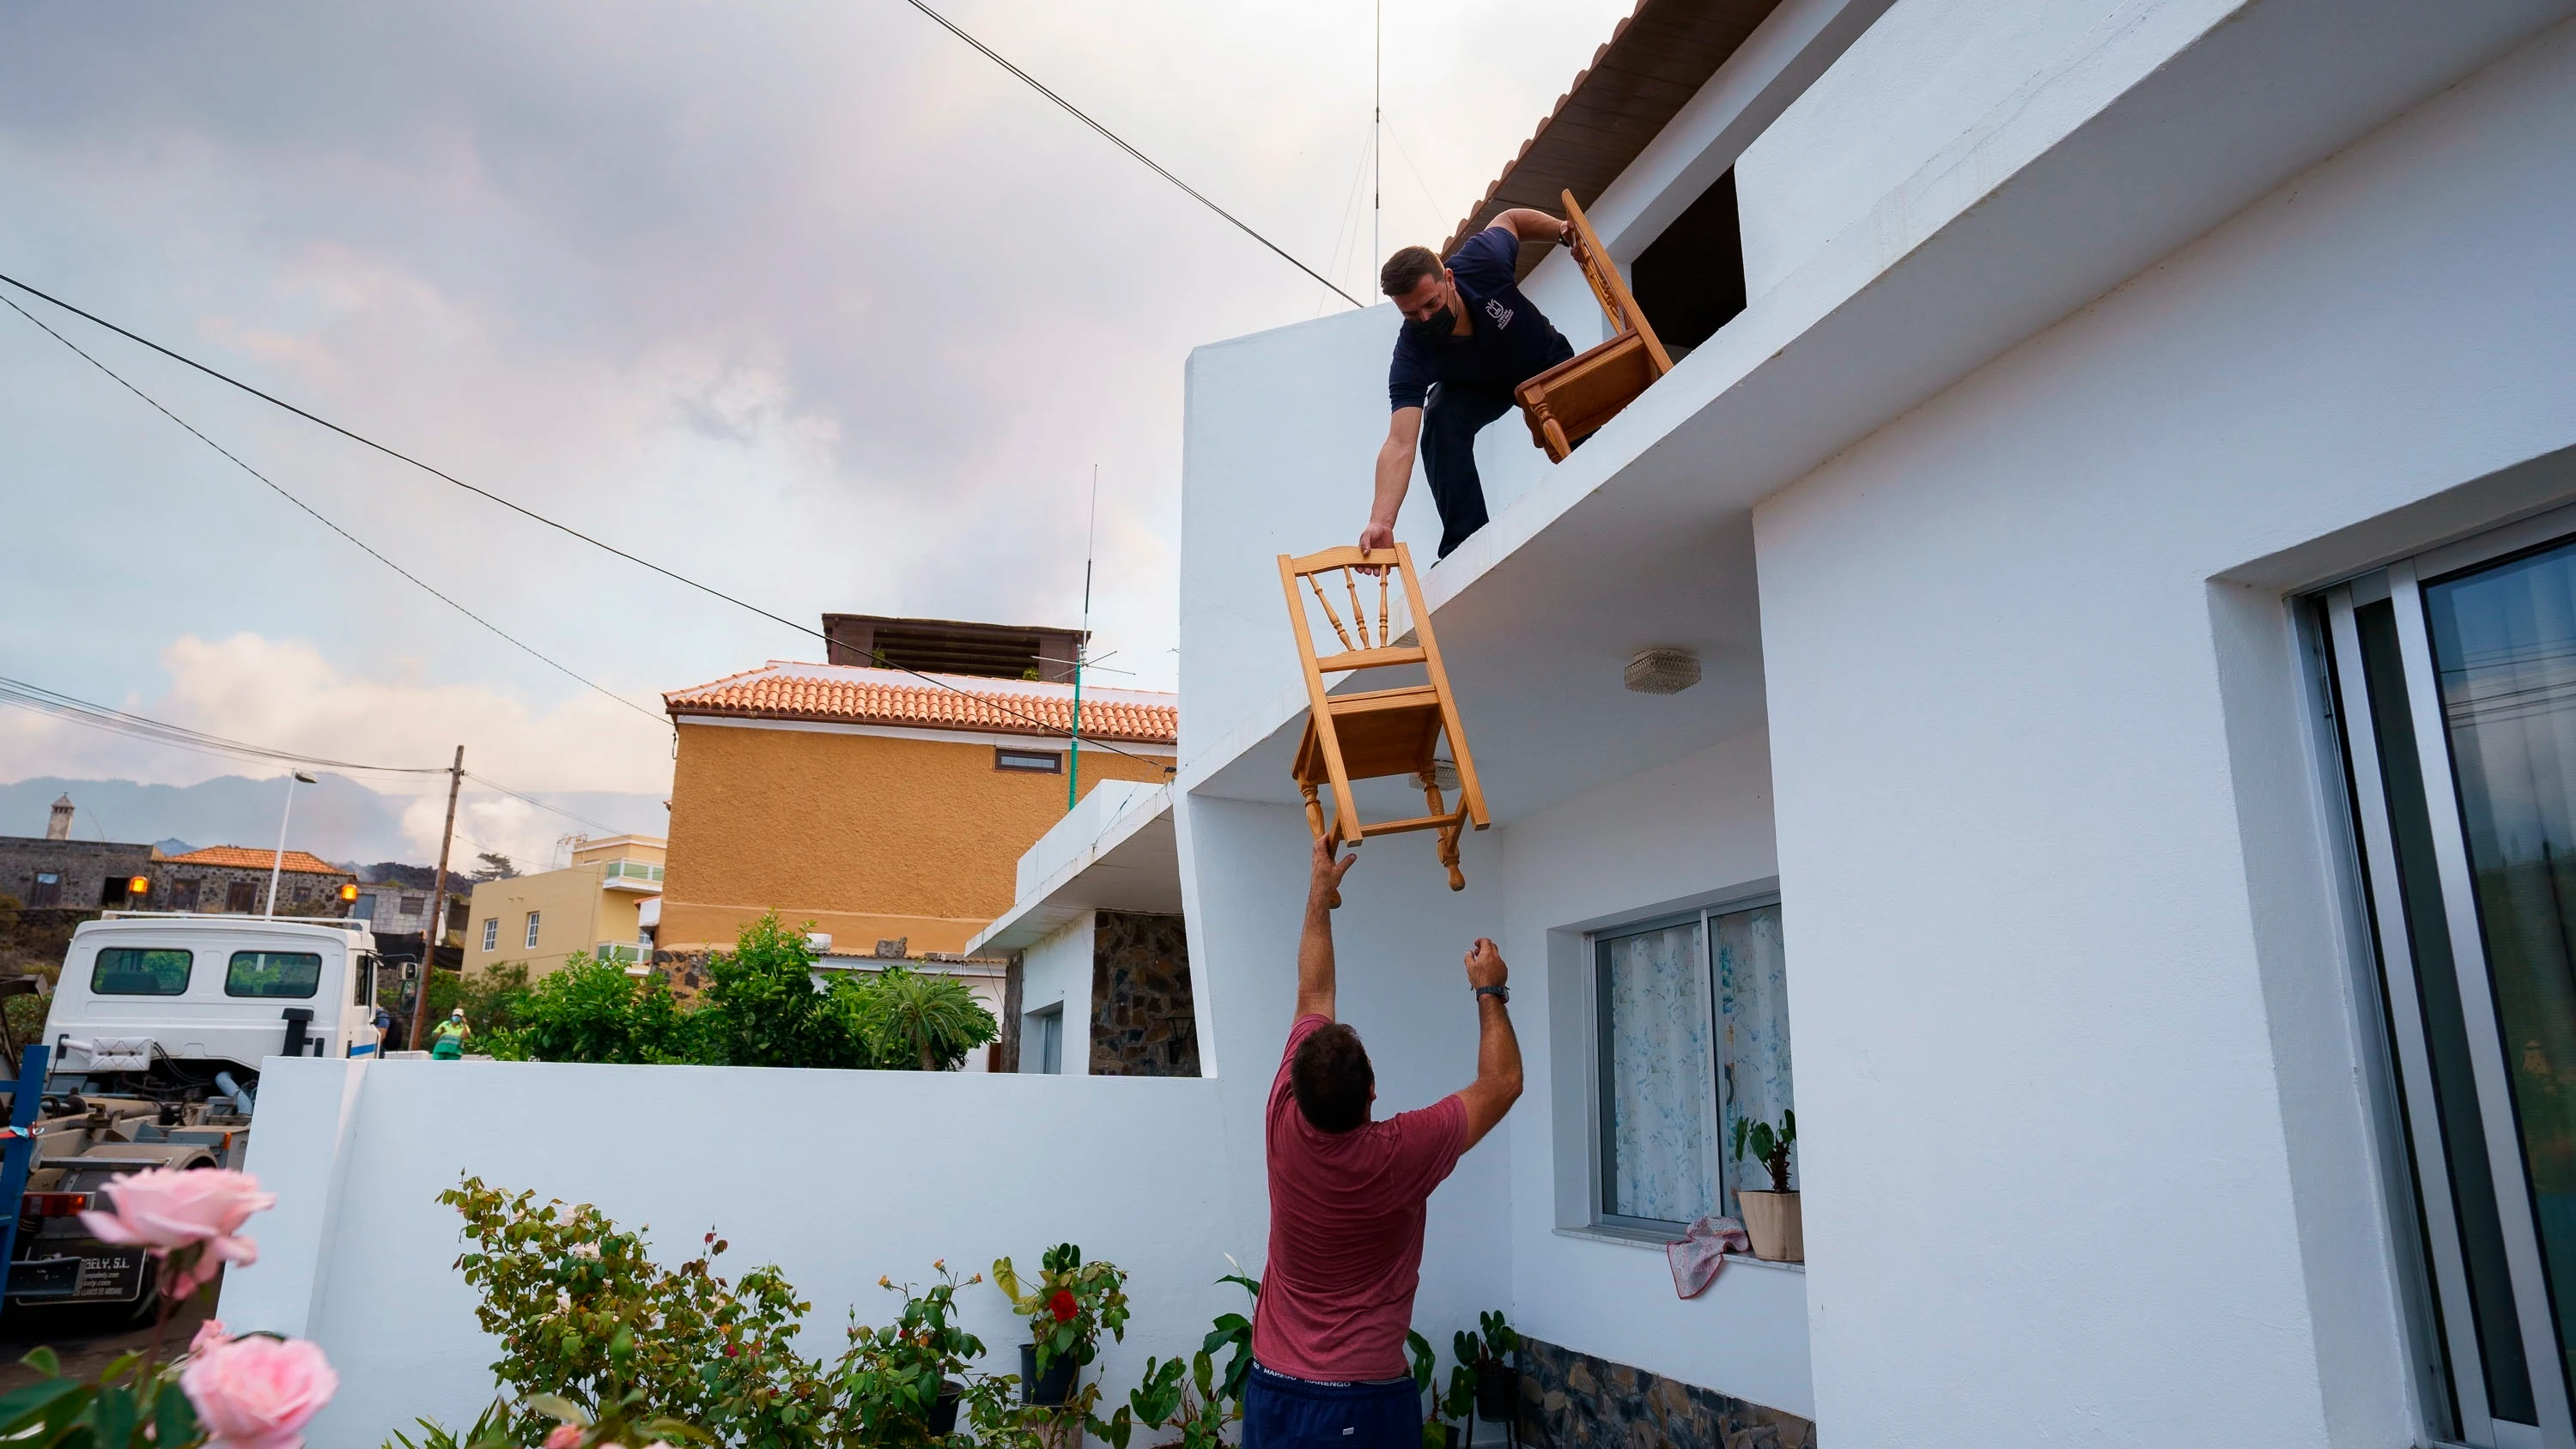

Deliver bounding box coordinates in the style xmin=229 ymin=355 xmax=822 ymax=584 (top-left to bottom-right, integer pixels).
xmin=49 ymin=912 xmax=382 ymax=1086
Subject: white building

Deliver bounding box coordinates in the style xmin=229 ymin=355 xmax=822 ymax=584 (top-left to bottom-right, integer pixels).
xmin=1157 ymin=0 xmax=2576 ymax=1442
xmin=228 ymin=2 xmax=2576 ymax=1445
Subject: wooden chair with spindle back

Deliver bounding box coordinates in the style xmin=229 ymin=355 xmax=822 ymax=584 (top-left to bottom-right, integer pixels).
xmin=1513 ymin=189 xmax=1674 ymax=461
xmin=1278 ymin=541 xmax=1489 ymax=903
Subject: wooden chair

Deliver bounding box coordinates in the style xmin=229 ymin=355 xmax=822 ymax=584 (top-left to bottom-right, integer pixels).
xmin=1279 ymin=542 xmax=1489 ymax=899
xmin=1514 ymin=189 xmax=1674 ymax=461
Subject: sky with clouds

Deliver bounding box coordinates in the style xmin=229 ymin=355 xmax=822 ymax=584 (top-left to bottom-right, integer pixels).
xmin=0 ymin=0 xmax=1630 ymax=864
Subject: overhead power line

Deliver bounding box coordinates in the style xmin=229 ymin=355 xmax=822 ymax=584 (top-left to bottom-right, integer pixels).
xmin=0 ymin=272 xmax=1177 ymax=770
xmin=0 ymin=674 xmax=447 ymax=777
xmin=0 ymin=673 xmax=631 ymax=838
xmin=0 ymin=292 xmax=669 ymax=731
xmin=895 ymin=0 xmax=1365 ymax=309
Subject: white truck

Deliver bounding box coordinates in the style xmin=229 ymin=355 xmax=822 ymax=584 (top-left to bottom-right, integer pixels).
xmin=3 ymin=911 xmax=390 ymax=1319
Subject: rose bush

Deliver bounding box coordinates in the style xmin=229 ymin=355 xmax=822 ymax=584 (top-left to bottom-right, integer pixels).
xmin=0 ymin=1171 xmax=339 ymax=1449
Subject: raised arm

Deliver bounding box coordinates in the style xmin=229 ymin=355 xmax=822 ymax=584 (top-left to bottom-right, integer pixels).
xmin=1455 ymin=938 xmax=1523 ymax=1150
xmin=1297 ymin=835 xmax=1361 ymax=1022
xmin=1359 ymin=406 xmax=1423 ymax=557
xmin=1490 ymin=207 xmax=1577 ymax=250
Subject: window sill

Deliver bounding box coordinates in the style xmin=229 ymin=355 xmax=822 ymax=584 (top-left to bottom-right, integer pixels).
xmin=1549 ymin=1225 xmax=1806 ymax=1273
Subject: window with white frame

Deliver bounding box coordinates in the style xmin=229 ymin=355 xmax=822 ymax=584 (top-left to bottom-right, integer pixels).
xmin=525 ymin=911 xmax=541 ymax=949
xmin=1593 ymin=898 xmax=1793 ymax=1232
xmin=482 ymin=918 xmax=498 ymax=952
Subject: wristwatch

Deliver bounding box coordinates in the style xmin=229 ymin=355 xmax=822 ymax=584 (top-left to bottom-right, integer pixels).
xmin=1473 ymin=984 xmax=1510 ymax=1004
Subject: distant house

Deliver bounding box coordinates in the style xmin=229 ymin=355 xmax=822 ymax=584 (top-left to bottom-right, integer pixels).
xmin=155 ymin=847 xmax=355 ymax=918
xmin=658 ymin=616 xmax=1177 ymax=961
xmin=0 ymin=795 xmax=155 ymax=912
xmin=462 ymin=834 xmax=665 ymax=979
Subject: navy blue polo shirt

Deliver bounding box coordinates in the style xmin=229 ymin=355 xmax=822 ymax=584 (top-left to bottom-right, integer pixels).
xmin=1387 ymin=226 xmax=1570 ymax=411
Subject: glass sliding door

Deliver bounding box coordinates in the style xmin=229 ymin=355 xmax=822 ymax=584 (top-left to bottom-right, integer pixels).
xmin=2323 ymin=517 xmax=2576 ymax=1449
xmin=2427 ymin=542 xmax=2576 ymax=1406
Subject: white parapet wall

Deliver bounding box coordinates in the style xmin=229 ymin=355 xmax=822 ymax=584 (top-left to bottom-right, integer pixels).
xmin=222 ymin=1056 xmax=1249 ymax=1446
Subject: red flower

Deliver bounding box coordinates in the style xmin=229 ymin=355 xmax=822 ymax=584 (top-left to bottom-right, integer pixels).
xmin=1048 ymin=1289 xmax=1078 ymax=1323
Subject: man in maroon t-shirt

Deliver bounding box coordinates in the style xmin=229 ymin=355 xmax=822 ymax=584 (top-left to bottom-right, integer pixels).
xmin=1245 ymin=837 xmax=1523 ymax=1447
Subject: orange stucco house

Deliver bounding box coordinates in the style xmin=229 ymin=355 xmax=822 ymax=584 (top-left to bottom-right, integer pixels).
xmin=658 ymin=617 xmax=1176 ymax=960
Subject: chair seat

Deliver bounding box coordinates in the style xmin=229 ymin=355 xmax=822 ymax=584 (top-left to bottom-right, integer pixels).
xmin=1516 ymin=330 xmax=1658 ymax=461
xmin=1292 ymin=687 xmax=1444 ymax=786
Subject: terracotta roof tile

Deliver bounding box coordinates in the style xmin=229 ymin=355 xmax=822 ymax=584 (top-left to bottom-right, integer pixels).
xmin=664 ymin=663 xmax=1178 ymax=747
xmin=169 ymin=846 xmax=350 ymax=876
xmin=1443 ymin=0 xmax=1783 ymax=263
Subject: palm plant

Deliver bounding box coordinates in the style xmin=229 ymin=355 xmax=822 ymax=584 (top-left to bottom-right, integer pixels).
xmin=862 ymin=967 xmax=997 ymax=1071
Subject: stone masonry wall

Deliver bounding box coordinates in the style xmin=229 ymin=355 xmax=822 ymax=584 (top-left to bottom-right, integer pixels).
xmin=1518 ymin=1337 xmax=1815 ymax=1449
xmin=1088 ymin=910 xmax=1199 ymax=1076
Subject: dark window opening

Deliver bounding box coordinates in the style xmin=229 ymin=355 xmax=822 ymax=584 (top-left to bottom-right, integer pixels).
xmin=823 ymin=614 xmax=1085 ymax=683
xmin=171 ymin=879 xmax=199 ymax=912
xmin=100 ymin=876 xmax=132 ymax=907
xmin=225 ymin=881 xmax=258 ymax=913
xmin=996 ymin=749 xmax=1063 ymax=774
xmin=1629 ymin=169 xmax=1746 ymax=356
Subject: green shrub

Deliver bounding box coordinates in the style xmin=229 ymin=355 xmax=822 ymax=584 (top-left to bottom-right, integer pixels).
xmin=475 ymin=914 xmax=998 ymax=1073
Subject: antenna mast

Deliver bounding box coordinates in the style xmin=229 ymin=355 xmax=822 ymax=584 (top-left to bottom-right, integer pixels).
xmin=1372 ymin=0 xmax=1382 ymax=272
xmin=1069 ymin=464 xmax=1100 ymax=811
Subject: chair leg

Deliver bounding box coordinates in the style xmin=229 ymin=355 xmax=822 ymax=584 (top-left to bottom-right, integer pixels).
xmin=1419 ymin=771 xmax=1467 ymax=892
xmin=1302 ymin=781 xmax=1341 ymax=909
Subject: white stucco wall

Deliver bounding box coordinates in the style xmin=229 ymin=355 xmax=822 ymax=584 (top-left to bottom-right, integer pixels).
xmin=1497 ymin=726 xmax=1812 ymax=1418
xmin=222 ymin=1057 xmax=1249 ymax=1447
xmin=1017 ymin=910 xmax=1094 ymax=1074
xmin=1733 ymin=0 xmax=2240 ymax=299
xmin=1752 ymin=21 xmax=2576 ymax=1449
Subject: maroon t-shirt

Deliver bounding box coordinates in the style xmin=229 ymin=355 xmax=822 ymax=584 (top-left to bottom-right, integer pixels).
xmin=1253 ymin=1013 xmax=1468 ymax=1381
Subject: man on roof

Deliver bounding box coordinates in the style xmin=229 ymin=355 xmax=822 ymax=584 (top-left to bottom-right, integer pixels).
xmin=1359 ymin=209 xmax=1583 ymax=561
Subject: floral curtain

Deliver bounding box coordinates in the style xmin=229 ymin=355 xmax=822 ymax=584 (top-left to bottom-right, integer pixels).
xmin=1716 ymin=904 xmax=1794 ymax=1214
xmin=1601 ymin=920 xmax=1718 ymax=1223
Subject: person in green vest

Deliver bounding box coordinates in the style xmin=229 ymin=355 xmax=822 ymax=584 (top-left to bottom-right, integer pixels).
xmin=430 ymin=1008 xmax=471 ymax=1060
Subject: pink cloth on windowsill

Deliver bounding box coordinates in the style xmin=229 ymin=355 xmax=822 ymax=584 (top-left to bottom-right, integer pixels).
xmin=1665 ymin=1215 xmax=1752 ymax=1298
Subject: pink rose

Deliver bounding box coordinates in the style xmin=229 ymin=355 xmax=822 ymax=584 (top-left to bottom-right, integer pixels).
xmin=544 ymin=1426 xmax=583 ymax=1449
xmin=79 ymin=1168 xmax=273 ymax=1297
xmin=179 ymin=1334 xmax=337 ymax=1449
xmin=191 ymin=1318 xmax=232 ymax=1357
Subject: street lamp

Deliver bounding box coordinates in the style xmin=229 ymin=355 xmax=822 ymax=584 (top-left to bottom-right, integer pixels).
xmin=264 ymin=770 xmax=318 ymax=919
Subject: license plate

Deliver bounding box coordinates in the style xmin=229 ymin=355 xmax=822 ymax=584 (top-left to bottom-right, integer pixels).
xmin=7 ymin=1251 xmax=148 ymax=1303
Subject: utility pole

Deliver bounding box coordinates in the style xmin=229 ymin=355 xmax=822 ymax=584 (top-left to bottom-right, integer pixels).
xmin=408 ymin=746 xmax=464 ymax=1052
xmin=1373 ymin=0 xmax=1382 ymax=272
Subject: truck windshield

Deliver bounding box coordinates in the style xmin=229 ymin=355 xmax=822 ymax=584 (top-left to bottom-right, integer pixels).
xmin=93 ymin=949 xmax=191 ymax=996
xmin=226 ymin=950 xmax=323 ymax=999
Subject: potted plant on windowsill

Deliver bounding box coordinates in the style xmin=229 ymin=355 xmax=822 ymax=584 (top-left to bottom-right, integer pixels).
xmin=993 ymin=1242 xmax=1129 ymax=1416
xmin=1731 ymin=1109 xmax=1801 ymax=1262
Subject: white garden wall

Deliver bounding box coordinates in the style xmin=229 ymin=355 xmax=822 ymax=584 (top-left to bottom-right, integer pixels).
xmin=222 ymin=1058 xmax=1249 ymax=1447
xmin=1752 ymin=21 xmax=2576 ymax=1448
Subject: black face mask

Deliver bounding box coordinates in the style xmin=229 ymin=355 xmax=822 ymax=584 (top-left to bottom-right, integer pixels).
xmin=1404 ymin=302 xmax=1455 ymax=339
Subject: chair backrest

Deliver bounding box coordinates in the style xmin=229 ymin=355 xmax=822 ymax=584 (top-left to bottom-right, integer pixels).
xmin=1563 ymin=189 xmax=1674 ymax=377
xmin=1277 ymin=544 xmax=1423 ymax=674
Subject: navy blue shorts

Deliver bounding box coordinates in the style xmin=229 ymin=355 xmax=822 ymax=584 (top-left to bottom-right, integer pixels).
xmin=1242 ymin=1361 xmax=1422 ymax=1449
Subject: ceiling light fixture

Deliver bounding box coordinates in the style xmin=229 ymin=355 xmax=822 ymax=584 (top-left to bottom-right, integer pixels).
xmin=1625 ymin=648 xmax=1703 ymax=695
